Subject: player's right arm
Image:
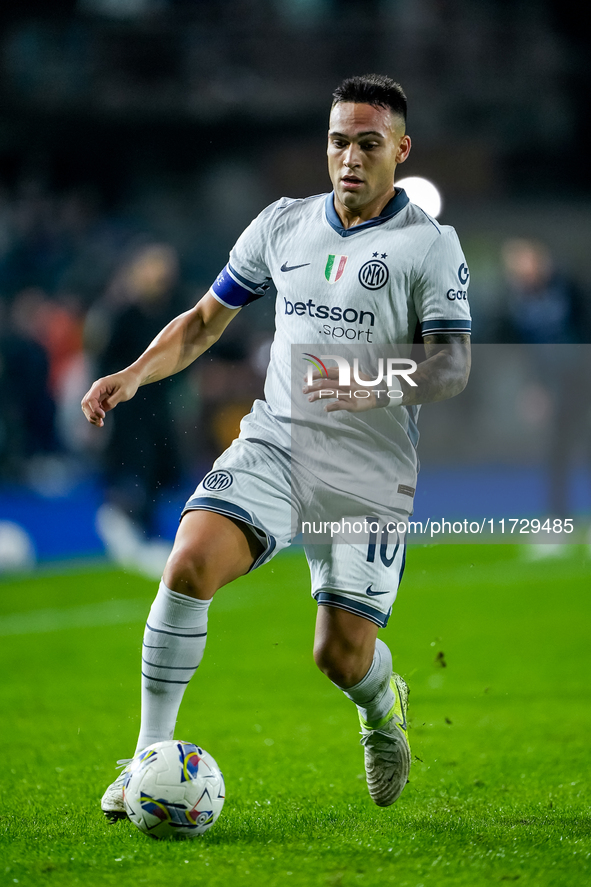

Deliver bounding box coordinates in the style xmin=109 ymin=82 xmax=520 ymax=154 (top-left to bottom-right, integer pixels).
xmin=81 ymin=292 xmax=239 ymax=427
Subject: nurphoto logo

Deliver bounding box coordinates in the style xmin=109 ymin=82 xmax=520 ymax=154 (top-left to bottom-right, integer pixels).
xmin=302 ymin=353 xmax=417 ymax=401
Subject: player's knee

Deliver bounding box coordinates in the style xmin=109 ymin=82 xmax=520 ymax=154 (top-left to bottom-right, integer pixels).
xmin=163 ymin=546 xmax=218 ymax=600
xmin=313 ymin=637 xmax=365 ymax=688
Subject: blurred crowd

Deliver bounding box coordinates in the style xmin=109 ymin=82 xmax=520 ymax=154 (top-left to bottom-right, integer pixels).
xmin=0 ymin=179 xmax=270 ymax=553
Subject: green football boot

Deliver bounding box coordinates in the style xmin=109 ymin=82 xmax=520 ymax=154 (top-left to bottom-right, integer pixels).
xmin=359 ymin=673 xmax=410 ymax=807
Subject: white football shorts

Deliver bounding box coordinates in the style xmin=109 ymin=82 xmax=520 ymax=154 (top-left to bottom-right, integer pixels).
xmin=182 ymin=437 xmax=408 ymax=628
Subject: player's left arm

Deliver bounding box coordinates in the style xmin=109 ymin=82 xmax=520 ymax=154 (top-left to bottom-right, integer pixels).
xmin=396 ymin=331 xmax=471 ymax=407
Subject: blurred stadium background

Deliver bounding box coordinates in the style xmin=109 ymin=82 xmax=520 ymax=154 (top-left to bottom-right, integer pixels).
xmin=1 ymin=0 xmax=590 ymax=571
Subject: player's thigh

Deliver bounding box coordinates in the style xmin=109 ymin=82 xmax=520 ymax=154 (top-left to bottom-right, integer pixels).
xmin=184 ymin=438 xmax=293 ymax=569
xmin=164 ymin=509 xmax=263 ymax=598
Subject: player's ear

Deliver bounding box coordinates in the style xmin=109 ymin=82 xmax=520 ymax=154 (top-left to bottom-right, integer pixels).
xmin=396 ymin=135 xmax=412 ymax=164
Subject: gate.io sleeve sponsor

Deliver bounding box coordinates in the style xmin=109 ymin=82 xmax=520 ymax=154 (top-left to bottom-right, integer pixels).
xmin=412 ymin=227 xmax=472 ymax=337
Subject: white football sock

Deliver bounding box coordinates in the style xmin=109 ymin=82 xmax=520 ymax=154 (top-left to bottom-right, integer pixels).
xmin=341 ymin=638 xmax=395 ymax=728
xmin=135 ymin=580 xmax=211 ymax=754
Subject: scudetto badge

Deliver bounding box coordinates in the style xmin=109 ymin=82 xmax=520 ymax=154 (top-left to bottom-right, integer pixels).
xmin=358 ymin=259 xmax=389 ymax=290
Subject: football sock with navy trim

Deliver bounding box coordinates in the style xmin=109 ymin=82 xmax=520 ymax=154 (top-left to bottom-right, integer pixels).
xmin=341 ymin=638 xmax=395 ymax=728
xmin=135 ymin=580 xmax=211 ymax=754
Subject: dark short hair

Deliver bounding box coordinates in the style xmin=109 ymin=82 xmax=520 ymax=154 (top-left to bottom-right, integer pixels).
xmin=332 ymin=74 xmax=407 ymax=123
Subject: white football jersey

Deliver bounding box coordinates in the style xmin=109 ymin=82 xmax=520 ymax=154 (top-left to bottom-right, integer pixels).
xmin=210 ymin=189 xmax=471 ymax=512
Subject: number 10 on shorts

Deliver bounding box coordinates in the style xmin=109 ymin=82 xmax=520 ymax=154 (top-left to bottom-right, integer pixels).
xmin=366 ymin=519 xmax=406 ymax=567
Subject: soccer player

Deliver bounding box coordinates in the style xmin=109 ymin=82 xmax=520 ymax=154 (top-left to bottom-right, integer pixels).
xmin=82 ymin=74 xmax=471 ymax=815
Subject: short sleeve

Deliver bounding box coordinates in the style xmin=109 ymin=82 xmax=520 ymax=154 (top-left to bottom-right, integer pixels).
xmin=210 ymin=200 xmax=281 ymax=309
xmin=412 ymin=226 xmax=472 ymax=336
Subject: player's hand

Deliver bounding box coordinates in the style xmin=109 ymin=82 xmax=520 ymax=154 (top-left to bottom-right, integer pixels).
xmin=303 ymin=367 xmax=384 ymax=413
xmin=81 ymin=371 xmax=141 ymax=427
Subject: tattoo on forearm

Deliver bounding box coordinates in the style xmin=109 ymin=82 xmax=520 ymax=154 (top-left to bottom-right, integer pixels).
xmin=400 ymin=333 xmax=471 ymax=405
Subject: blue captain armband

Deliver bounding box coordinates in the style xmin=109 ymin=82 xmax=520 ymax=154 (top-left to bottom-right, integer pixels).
xmin=211 ymin=264 xmax=271 ymax=309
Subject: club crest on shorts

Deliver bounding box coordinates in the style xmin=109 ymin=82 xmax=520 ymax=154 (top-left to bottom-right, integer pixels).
xmin=202 ymin=470 xmax=233 ymax=492
xmin=325 ymin=254 xmax=348 ymax=284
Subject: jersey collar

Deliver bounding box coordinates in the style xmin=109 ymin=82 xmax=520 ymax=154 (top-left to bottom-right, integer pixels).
xmin=324 ymin=188 xmax=409 ymax=237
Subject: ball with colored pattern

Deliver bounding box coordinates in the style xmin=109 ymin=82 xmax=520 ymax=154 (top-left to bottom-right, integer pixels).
xmin=123 ymin=740 xmax=225 ymax=839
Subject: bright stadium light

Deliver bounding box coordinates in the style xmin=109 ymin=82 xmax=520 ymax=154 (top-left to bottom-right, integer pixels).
xmin=395 ymin=176 xmax=442 ymax=218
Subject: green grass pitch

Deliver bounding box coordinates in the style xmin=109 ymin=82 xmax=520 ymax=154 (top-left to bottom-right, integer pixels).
xmin=1 ymin=544 xmax=590 ymax=886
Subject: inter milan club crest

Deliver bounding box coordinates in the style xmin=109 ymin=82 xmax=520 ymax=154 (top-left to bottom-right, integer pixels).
xmin=358 ymin=256 xmax=389 ymax=290
xmin=325 ymin=254 xmax=348 ymax=284
xmin=202 ymin=470 xmax=233 ymax=492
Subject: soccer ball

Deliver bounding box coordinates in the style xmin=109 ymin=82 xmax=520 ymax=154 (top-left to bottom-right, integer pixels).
xmin=123 ymin=740 xmax=225 ymax=839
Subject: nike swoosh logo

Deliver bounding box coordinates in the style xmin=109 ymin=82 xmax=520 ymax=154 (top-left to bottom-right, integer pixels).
xmin=280 ymin=261 xmax=310 ymax=272
xmin=366 ymin=585 xmax=391 ymax=597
